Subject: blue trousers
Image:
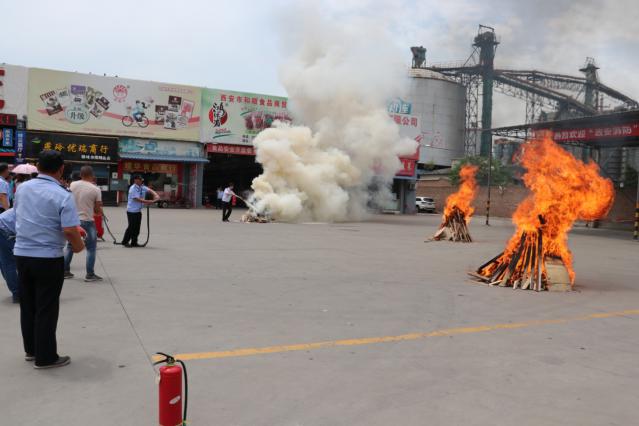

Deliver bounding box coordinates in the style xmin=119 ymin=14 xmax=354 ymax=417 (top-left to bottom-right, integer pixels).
xmin=64 ymin=221 xmax=97 ymax=275
xmin=0 ymin=230 xmax=18 ymax=297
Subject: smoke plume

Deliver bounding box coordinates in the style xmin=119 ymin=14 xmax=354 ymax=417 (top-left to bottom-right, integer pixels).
xmin=250 ymin=10 xmax=417 ymax=222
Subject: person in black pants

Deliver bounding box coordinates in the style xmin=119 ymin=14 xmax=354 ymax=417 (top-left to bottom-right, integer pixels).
xmin=14 ymin=150 xmax=85 ymax=369
xmin=121 ymin=175 xmax=159 ymax=247
xmin=221 ymin=183 xmax=235 ymax=222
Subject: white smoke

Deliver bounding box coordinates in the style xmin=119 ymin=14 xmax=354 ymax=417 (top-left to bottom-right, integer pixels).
xmin=251 ymin=9 xmax=417 ymax=222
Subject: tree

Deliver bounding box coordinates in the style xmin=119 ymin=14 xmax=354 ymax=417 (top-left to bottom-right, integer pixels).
xmin=449 ymin=156 xmax=513 ymax=186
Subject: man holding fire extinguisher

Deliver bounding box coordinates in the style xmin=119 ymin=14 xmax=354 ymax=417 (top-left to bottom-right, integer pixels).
xmin=121 ymin=174 xmax=159 ymax=247
xmin=221 ymin=182 xmax=236 ymax=222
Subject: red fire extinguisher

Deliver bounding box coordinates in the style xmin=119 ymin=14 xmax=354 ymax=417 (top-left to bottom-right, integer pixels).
xmin=154 ymin=352 xmax=188 ymax=426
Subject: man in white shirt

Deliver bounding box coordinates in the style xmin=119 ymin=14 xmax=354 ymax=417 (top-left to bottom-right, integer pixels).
xmin=64 ymin=166 xmax=103 ymax=282
xmin=222 ymin=183 xmax=235 ymax=222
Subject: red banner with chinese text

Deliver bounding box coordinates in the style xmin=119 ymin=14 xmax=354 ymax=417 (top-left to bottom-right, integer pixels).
xmin=122 ymin=161 xmax=178 ymax=174
xmin=534 ymin=123 xmax=639 ymax=142
xmin=206 ymin=143 xmax=255 ymax=156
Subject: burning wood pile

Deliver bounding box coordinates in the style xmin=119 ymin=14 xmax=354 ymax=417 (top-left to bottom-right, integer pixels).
xmin=470 ymin=136 xmax=614 ymax=291
xmin=429 ymin=164 xmax=478 ymax=242
xmin=240 ymin=212 xmax=271 ymax=223
xmin=473 ymin=216 xmax=548 ymax=290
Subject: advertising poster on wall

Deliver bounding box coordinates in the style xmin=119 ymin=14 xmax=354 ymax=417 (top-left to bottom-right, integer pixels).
xmin=27 ymin=68 xmax=201 ymax=141
xmin=200 ymin=88 xmax=292 ymax=145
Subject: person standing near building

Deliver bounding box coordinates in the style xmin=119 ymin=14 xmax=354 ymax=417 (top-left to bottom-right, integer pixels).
xmin=14 ymin=150 xmax=85 ymax=369
xmin=221 ymin=183 xmax=235 ymax=222
xmin=216 ymin=186 xmax=223 ymax=209
xmin=121 ymin=175 xmax=159 ymax=247
xmin=64 ymin=165 xmax=103 ymax=282
xmin=0 ymin=208 xmax=19 ymax=303
xmin=0 ymin=163 xmax=11 ymax=213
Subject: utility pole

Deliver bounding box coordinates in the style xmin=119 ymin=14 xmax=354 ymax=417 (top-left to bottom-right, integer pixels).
xmin=474 ymin=26 xmax=499 ymax=157
xmin=635 ymin=175 xmax=639 ymax=240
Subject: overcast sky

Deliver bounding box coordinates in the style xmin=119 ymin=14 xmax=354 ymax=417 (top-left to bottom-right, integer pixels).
xmin=2 ymin=0 xmax=637 ymax=127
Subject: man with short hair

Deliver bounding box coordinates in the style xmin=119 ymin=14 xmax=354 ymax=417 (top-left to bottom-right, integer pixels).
xmin=221 ymin=183 xmax=235 ymax=222
xmin=64 ymin=165 xmax=103 ymax=282
xmin=121 ymin=175 xmax=159 ymax=247
xmin=14 ymin=150 xmax=85 ymax=369
xmin=0 ymin=163 xmax=11 ymax=212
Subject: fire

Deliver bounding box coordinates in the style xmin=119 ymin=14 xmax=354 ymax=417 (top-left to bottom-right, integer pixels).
xmin=429 ymin=164 xmax=478 ymax=242
xmin=444 ymin=164 xmax=478 ymax=223
xmin=480 ymin=135 xmax=614 ymax=285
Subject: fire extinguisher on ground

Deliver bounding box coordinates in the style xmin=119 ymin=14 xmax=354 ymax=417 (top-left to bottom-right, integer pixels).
xmin=154 ymin=352 xmax=188 ymax=426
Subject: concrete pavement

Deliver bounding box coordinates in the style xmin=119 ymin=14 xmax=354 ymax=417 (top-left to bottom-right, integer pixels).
xmin=0 ymin=207 xmax=637 ymax=425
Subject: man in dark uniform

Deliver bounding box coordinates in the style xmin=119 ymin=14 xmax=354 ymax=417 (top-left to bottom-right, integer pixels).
xmin=121 ymin=175 xmax=159 ymax=247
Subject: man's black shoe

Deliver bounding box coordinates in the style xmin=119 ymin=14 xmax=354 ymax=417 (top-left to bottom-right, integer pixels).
xmin=34 ymin=355 xmax=71 ymax=369
xmin=130 ymin=243 xmax=141 ymax=247
xmin=122 ymin=243 xmax=131 ymax=247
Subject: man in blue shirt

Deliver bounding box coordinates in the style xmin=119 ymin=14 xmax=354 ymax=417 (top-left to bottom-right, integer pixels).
xmin=121 ymin=174 xmax=159 ymax=247
xmin=14 ymin=150 xmax=85 ymax=369
xmin=0 ymin=163 xmax=11 ymax=212
xmin=0 ymin=208 xmax=18 ymax=303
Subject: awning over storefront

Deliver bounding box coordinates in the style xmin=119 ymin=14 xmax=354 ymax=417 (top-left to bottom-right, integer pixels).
xmin=119 ymin=153 xmax=209 ymax=163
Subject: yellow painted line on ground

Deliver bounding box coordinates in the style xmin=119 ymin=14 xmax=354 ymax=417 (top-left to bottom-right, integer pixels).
xmin=153 ymin=309 xmax=639 ymax=362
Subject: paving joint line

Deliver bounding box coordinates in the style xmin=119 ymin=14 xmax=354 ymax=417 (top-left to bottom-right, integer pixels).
xmin=97 ymin=252 xmax=156 ymax=373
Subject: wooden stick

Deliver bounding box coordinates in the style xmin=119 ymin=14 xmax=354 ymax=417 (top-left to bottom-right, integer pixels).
xmin=502 ymin=232 xmax=527 ymax=286
xmin=536 ymin=229 xmax=543 ymax=291
xmin=477 ymin=252 xmax=505 ymax=272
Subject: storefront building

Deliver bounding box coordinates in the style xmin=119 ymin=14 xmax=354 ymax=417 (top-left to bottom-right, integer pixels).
xmin=24 ymin=67 xmax=207 ymax=206
xmin=118 ymin=138 xmax=208 ymax=207
xmin=0 ymin=65 xmax=29 ymax=164
xmin=0 ymin=113 xmax=20 ymax=162
xmin=23 ymin=131 xmax=120 ymax=204
xmin=393 ymin=148 xmax=420 ymax=214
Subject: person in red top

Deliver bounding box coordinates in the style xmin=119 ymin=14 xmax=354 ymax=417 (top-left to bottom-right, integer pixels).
xmin=91 ymin=177 xmax=105 ymax=241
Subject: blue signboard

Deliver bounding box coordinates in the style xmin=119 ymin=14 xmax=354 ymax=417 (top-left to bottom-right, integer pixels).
xmin=2 ymin=128 xmax=13 ymax=148
xmin=388 ymin=98 xmax=412 ymax=115
xmin=15 ymin=130 xmax=26 ymax=163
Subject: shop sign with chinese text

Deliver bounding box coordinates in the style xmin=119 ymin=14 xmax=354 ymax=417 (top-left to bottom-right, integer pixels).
xmin=206 ymin=143 xmax=255 ymax=156
xmin=121 ymin=161 xmax=178 ymax=174
xmin=200 ymin=88 xmax=292 ymax=145
xmin=119 ymin=138 xmax=203 ymax=158
xmin=25 ymin=131 xmax=119 ymax=162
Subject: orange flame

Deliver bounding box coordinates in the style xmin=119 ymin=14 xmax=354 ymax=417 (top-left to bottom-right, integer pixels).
xmin=443 ymin=164 xmax=478 ymax=223
xmin=499 ymin=135 xmax=614 ymax=282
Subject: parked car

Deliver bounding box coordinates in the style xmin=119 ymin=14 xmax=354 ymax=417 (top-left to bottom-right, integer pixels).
xmin=416 ymin=196 xmax=436 ymax=213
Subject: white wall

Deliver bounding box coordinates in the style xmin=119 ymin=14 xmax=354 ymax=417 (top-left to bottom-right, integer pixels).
xmin=0 ymin=64 xmax=29 ymax=118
